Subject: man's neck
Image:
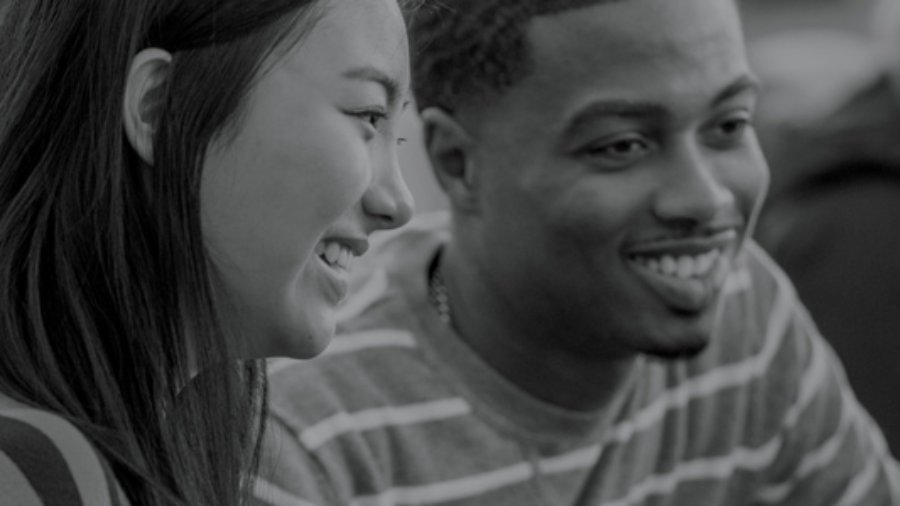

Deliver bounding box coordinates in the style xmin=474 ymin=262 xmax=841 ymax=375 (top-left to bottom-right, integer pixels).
xmin=439 ymin=243 xmax=638 ymax=413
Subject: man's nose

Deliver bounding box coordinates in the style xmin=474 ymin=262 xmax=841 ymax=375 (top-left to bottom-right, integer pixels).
xmin=652 ymin=142 xmax=735 ymax=227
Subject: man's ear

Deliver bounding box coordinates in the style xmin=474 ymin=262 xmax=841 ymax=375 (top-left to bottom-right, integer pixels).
xmin=421 ymin=107 xmax=480 ymax=212
xmin=122 ymin=48 xmax=172 ymax=165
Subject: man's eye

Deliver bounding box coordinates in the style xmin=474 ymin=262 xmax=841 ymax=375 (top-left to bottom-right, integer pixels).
xmin=707 ymin=114 xmax=754 ymax=148
xmin=602 ymin=139 xmax=647 ymax=157
xmin=719 ymin=118 xmax=749 ymax=136
xmin=582 ymin=136 xmax=651 ymax=168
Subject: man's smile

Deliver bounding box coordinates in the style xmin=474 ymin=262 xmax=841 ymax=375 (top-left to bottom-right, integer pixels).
xmin=625 ymin=230 xmax=738 ymax=313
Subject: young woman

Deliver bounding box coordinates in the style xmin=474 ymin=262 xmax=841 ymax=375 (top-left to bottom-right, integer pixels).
xmin=0 ymin=0 xmax=414 ymax=504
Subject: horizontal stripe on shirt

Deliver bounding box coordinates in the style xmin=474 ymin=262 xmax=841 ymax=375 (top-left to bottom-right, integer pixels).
xmin=301 ymin=398 xmax=471 ymax=451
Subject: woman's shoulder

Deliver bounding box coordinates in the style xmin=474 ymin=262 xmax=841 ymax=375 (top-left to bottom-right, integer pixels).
xmin=0 ymin=392 xmax=131 ymax=505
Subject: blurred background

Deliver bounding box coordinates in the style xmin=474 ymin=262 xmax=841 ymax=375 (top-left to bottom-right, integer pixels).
xmin=746 ymin=0 xmax=900 ymax=455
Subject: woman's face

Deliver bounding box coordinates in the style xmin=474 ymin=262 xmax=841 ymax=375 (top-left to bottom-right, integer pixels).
xmin=201 ymin=0 xmax=413 ymax=358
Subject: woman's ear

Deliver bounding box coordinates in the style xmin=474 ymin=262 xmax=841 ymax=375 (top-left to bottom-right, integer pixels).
xmin=420 ymin=107 xmax=480 ymax=212
xmin=122 ymin=48 xmax=172 ymax=165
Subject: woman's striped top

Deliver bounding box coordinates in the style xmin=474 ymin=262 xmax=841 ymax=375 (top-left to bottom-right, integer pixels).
xmin=0 ymin=392 xmax=131 ymax=506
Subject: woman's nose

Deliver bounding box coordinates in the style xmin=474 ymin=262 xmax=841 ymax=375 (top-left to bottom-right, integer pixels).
xmin=362 ymin=155 xmax=414 ymax=230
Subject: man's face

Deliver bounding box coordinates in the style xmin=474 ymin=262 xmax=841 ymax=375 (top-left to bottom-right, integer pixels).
xmin=463 ymin=0 xmax=768 ymax=358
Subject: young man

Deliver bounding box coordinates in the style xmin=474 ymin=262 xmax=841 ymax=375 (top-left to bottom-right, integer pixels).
xmin=254 ymin=0 xmax=900 ymax=504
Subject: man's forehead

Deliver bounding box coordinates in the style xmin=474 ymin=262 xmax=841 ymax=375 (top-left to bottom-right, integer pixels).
xmin=468 ymin=0 xmax=753 ymax=135
xmin=524 ymin=0 xmax=746 ymax=81
xmin=530 ymin=0 xmax=624 ymax=17
xmin=528 ymin=0 xmax=743 ymax=54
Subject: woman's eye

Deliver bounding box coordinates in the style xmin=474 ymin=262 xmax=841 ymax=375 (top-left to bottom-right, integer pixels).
xmin=350 ymin=108 xmax=388 ymax=129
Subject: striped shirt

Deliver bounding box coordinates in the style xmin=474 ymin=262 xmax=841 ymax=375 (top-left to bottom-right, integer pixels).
xmin=0 ymin=392 xmax=131 ymax=506
xmin=254 ymin=212 xmax=900 ymax=506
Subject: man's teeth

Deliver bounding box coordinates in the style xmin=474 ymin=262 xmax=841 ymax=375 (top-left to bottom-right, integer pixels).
xmin=318 ymin=241 xmax=353 ymax=270
xmin=635 ymin=250 xmax=720 ymax=279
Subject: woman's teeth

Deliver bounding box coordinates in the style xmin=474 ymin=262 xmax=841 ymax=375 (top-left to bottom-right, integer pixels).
xmin=317 ymin=241 xmax=353 ymax=270
xmin=631 ymin=250 xmax=721 ymax=279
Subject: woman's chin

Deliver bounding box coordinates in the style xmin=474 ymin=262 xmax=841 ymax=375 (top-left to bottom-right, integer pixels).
xmin=289 ymin=330 xmax=334 ymax=359
xmin=239 ymin=312 xmax=336 ymax=360
xmin=278 ymin=313 xmax=336 ymax=359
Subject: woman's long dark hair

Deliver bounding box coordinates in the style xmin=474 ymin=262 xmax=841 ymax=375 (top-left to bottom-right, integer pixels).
xmin=0 ymin=1 xmax=329 ymax=504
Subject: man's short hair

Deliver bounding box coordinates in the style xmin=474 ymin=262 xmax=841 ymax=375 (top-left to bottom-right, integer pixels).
xmin=408 ymin=0 xmax=618 ymax=113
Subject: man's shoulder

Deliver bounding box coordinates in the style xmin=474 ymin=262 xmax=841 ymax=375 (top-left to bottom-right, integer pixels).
xmin=265 ymin=328 xmax=458 ymax=427
xmin=703 ymin=240 xmax=797 ymax=358
xmin=732 ymin=240 xmax=790 ymax=309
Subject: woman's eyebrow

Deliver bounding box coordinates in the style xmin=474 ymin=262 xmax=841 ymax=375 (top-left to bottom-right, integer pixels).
xmin=342 ymin=66 xmax=406 ymax=107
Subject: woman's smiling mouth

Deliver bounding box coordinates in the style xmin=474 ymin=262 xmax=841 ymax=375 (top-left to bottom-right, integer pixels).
xmin=312 ymin=236 xmax=370 ymax=304
xmin=316 ymin=240 xmax=355 ymax=272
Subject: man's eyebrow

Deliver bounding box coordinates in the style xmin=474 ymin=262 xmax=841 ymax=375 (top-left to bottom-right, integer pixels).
xmin=712 ymin=74 xmax=761 ymax=105
xmin=562 ymin=75 xmax=762 ymax=136
xmin=563 ymin=100 xmax=668 ymax=137
xmin=342 ymin=66 xmax=407 ymax=107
